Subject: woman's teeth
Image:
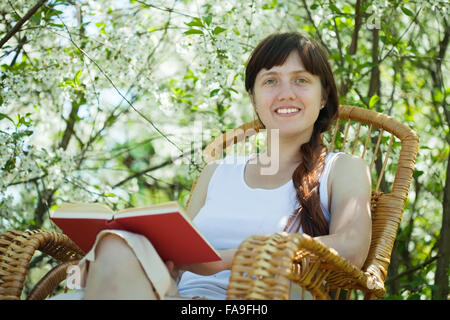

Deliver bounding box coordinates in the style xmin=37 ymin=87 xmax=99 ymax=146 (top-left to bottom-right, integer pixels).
xmin=276 ymin=108 xmax=300 ymax=114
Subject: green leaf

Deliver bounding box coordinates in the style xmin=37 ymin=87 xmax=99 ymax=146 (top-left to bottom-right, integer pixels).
xmin=213 ymin=26 xmax=227 ymax=35
xmin=3 ymin=158 xmax=16 ymax=172
xmin=95 ymin=22 xmax=107 ymax=34
xmin=184 ymin=18 xmax=204 ymax=28
xmin=16 ymin=113 xmax=32 ymax=127
xmin=433 ymin=88 xmax=443 ymax=102
xmin=310 ymin=3 xmax=319 ymax=10
xmin=401 ymin=6 xmax=414 ymax=17
xmin=184 ymin=69 xmax=199 ymax=84
xmin=30 ymin=15 xmax=40 ymax=25
xmin=210 ymin=88 xmax=220 ymax=97
xmin=406 ymin=293 xmax=421 ymax=300
xmin=413 ymin=170 xmax=424 ymax=179
xmin=369 ymin=95 xmax=379 ymax=109
xmin=48 ymin=22 xmax=64 ymax=28
xmin=329 ymin=3 xmax=343 ymax=15
xmin=342 ymin=4 xmax=352 ymax=14
xmin=11 ymin=130 xmax=33 ymax=140
xmin=74 ymin=70 xmax=82 ymax=86
xmin=203 ymin=15 xmax=212 ymax=26
xmin=262 ymin=0 xmax=277 ymax=10
xmin=184 ymin=29 xmax=204 ymax=35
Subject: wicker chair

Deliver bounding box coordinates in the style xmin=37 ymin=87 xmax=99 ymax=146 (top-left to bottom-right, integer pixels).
xmin=0 ymin=105 xmax=418 ymax=300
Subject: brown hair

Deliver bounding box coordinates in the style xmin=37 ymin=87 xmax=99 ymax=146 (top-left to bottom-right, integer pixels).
xmin=245 ymin=32 xmax=339 ymax=237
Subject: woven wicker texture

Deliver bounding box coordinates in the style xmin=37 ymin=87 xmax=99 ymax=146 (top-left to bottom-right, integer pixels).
xmin=0 ymin=105 xmax=418 ymax=300
xmin=0 ymin=230 xmax=84 ymax=300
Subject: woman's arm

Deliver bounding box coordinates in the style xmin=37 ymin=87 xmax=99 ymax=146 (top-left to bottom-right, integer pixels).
xmin=178 ymin=249 xmax=237 ymax=276
xmin=314 ymin=154 xmax=372 ymax=269
xmin=166 ymin=249 xmax=237 ymax=279
xmin=165 ymin=161 xmax=235 ymax=279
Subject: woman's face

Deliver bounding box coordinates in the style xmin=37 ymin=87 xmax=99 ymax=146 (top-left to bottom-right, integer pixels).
xmin=250 ymin=50 xmax=324 ymax=139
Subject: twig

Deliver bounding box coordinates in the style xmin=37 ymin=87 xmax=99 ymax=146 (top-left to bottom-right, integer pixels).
xmin=386 ymin=256 xmax=439 ymax=284
xmin=133 ymin=0 xmax=196 ymax=19
xmin=0 ymin=0 xmax=48 ymax=49
xmin=246 ymin=0 xmax=255 ymax=48
xmin=300 ymin=0 xmax=331 ymax=55
xmin=331 ymin=16 xmax=344 ymax=68
xmin=113 ymin=141 xmax=208 ymax=188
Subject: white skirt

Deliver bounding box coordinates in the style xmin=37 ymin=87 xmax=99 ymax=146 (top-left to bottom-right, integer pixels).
xmin=48 ymin=229 xmax=206 ymax=300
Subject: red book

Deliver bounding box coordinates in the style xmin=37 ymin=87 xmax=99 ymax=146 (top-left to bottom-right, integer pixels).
xmin=50 ymin=201 xmax=221 ymax=265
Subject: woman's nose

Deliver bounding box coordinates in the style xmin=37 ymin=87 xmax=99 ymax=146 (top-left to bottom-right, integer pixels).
xmin=277 ymin=81 xmax=296 ymax=101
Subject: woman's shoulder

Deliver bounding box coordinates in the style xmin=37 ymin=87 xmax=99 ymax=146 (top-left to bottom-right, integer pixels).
xmin=330 ymin=152 xmax=367 ymax=164
xmin=328 ymin=153 xmax=371 ymax=189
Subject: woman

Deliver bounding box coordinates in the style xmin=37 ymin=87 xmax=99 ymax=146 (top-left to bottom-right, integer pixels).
xmin=69 ymin=32 xmax=372 ymax=300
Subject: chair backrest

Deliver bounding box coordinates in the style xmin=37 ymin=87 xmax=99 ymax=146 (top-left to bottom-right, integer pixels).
xmin=187 ymin=105 xmax=419 ymax=285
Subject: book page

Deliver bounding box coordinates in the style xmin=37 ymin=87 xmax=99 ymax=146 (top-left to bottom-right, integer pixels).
xmin=52 ymin=203 xmax=113 ymax=219
xmin=116 ymin=201 xmax=185 ymax=217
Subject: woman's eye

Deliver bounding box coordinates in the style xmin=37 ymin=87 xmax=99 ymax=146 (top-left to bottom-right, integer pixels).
xmin=264 ymin=79 xmax=276 ymax=85
xmin=296 ymin=78 xmax=308 ymax=84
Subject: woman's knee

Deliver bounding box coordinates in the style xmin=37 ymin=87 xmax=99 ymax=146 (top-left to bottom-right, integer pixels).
xmin=84 ymin=233 xmax=158 ymax=299
xmin=94 ymin=233 xmax=136 ymax=267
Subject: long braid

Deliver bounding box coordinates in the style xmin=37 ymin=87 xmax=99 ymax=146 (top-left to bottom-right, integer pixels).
xmin=284 ymin=131 xmax=329 ymax=236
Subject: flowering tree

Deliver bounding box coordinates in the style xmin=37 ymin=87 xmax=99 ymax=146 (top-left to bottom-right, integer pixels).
xmin=0 ymin=0 xmax=448 ymax=299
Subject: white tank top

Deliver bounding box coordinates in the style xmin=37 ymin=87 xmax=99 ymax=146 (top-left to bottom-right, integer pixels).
xmin=177 ymin=152 xmax=342 ymax=299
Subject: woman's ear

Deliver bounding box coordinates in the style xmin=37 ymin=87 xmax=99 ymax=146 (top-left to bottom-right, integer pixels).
xmin=321 ymin=87 xmax=330 ymax=108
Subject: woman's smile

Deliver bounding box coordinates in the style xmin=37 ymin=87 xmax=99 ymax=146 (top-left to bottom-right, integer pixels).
xmin=274 ymin=106 xmax=302 ymax=117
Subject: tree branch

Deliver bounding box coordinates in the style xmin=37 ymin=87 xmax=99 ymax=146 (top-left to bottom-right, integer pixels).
xmin=386 ymin=256 xmax=439 ymax=284
xmin=59 ymin=101 xmax=80 ymax=150
xmin=331 ymin=16 xmax=344 ymax=68
xmin=113 ymin=141 xmax=208 ymax=188
xmin=0 ymin=0 xmax=48 ymax=49
xmin=348 ymin=0 xmax=364 ymax=55
xmin=338 ymin=0 xmax=364 ymax=97
xmin=300 ymin=0 xmax=331 ymax=55
xmin=134 ymin=0 xmax=195 ymax=19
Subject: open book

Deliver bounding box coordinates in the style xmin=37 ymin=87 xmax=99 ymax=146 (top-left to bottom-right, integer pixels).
xmin=50 ymin=201 xmax=221 ymax=265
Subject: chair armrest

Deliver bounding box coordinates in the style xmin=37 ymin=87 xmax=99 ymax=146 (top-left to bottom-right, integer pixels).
xmin=227 ymin=232 xmax=385 ymax=300
xmin=0 ymin=230 xmax=84 ymax=300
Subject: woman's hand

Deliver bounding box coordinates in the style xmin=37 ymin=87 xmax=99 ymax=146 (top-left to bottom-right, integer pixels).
xmin=176 ymin=248 xmax=237 ymax=276
xmin=165 ymin=260 xmax=182 ymax=281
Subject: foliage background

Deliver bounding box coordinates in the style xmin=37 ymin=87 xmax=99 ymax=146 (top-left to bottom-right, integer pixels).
xmin=0 ymin=0 xmax=448 ymax=299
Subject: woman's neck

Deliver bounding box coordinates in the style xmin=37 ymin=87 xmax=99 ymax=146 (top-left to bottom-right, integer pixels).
xmin=266 ymin=129 xmax=311 ymax=168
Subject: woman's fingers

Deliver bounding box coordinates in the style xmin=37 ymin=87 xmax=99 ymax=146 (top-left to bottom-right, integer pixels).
xmin=165 ymin=260 xmax=178 ymax=279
